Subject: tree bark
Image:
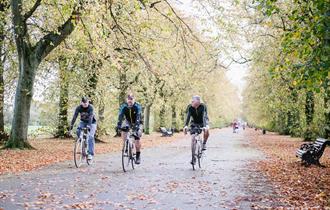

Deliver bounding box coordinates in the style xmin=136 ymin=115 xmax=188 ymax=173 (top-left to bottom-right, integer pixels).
xmin=286 ymin=87 xmax=300 ymax=136
xmin=6 ymin=46 xmax=38 ymax=148
xmin=56 ymin=56 xmax=70 ymax=138
xmin=323 ymin=8 xmax=330 ymax=139
xmin=118 ymin=69 xmax=128 ymax=107
xmin=324 ymin=82 xmax=330 ymax=139
xmin=144 ymin=104 xmax=151 ymax=134
xmin=0 ymin=1 xmax=8 ymax=142
xmin=171 ymin=104 xmax=177 ymax=132
xmin=159 ymin=102 xmax=166 ymax=128
xmin=304 ymin=90 xmax=315 ymax=141
xmin=0 ymin=51 xmax=6 ymax=142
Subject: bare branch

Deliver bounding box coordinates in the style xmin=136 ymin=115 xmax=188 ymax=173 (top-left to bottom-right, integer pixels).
xmin=34 ymin=2 xmax=84 ymax=62
xmin=23 ymin=0 xmax=42 ymax=21
xmin=163 ymin=0 xmax=204 ymax=44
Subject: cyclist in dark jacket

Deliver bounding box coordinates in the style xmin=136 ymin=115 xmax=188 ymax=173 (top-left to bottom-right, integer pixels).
xmin=117 ymin=94 xmax=143 ymax=164
xmin=184 ymin=95 xmax=210 ymax=151
xmin=70 ymin=97 xmax=97 ymax=161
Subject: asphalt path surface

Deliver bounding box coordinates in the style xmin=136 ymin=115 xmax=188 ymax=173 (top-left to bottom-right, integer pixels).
xmin=0 ymin=128 xmax=279 ymax=209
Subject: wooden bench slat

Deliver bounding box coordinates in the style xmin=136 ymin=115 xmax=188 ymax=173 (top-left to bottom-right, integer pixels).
xmin=314 ymin=142 xmax=323 ymax=147
xmin=296 ymin=150 xmax=305 ymax=157
xmin=316 ymin=138 xmax=328 ymax=142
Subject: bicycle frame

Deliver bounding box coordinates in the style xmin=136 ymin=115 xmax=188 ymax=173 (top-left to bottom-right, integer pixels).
xmin=80 ymin=128 xmax=89 ymax=154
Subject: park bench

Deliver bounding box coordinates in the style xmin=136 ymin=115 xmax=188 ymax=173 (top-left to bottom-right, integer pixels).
xmin=160 ymin=127 xmax=173 ymax=137
xmin=296 ymin=138 xmax=330 ymax=166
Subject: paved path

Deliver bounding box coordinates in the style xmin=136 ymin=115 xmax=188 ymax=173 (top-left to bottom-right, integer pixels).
xmin=0 ymin=128 xmax=279 ymax=209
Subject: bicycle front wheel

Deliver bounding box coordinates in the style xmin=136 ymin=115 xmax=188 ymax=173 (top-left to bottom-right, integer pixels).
xmin=74 ymin=138 xmax=84 ymax=168
xmin=191 ymin=139 xmax=197 ymax=170
xmin=122 ymin=140 xmax=130 ymax=172
xmin=197 ymin=142 xmax=202 ymax=169
xmin=130 ymin=142 xmax=135 ymax=170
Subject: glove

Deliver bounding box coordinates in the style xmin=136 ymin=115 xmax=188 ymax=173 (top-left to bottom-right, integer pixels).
xmin=133 ymin=124 xmax=140 ymax=132
xmin=183 ymin=126 xmax=188 ymax=135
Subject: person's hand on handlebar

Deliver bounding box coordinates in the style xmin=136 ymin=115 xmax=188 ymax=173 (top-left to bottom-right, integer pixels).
xmin=183 ymin=126 xmax=188 ymax=135
xmin=203 ymin=125 xmax=209 ymax=131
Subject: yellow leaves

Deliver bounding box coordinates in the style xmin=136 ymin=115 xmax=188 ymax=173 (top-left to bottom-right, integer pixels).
xmin=292 ymin=80 xmax=297 ymax=86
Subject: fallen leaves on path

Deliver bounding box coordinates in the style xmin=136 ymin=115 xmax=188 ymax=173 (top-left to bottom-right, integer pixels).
xmin=248 ymin=129 xmax=330 ymax=208
xmin=0 ymin=133 xmax=185 ymax=175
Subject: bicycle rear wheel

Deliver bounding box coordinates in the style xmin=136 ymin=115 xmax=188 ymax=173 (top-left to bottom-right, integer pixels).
xmin=122 ymin=140 xmax=130 ymax=172
xmin=85 ymin=139 xmax=92 ymax=165
xmin=74 ymin=138 xmax=84 ymax=168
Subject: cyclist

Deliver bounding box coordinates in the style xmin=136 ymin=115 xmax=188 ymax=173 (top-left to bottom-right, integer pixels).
xmin=70 ymin=96 xmax=97 ymax=161
xmin=116 ymin=94 xmax=143 ymax=164
xmin=184 ymin=95 xmax=210 ymax=151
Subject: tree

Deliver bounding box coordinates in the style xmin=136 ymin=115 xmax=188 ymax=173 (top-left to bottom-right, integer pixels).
xmin=0 ymin=0 xmax=9 ymax=142
xmin=55 ymin=55 xmax=70 ymax=138
xmin=5 ymin=0 xmax=84 ymax=148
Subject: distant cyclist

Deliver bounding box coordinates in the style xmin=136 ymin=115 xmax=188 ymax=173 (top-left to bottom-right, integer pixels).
xmin=70 ymin=97 xmax=97 ymax=161
xmin=184 ymin=95 xmax=210 ymax=151
xmin=116 ymin=94 xmax=143 ymax=164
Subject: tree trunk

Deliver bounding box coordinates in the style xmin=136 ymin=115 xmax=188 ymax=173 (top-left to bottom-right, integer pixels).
xmin=56 ymin=56 xmax=70 ymax=138
xmin=324 ymin=82 xmax=330 ymax=139
xmin=0 ymin=50 xmax=6 ymax=142
xmin=5 ymin=46 xmax=38 ymax=148
xmin=304 ymin=90 xmax=315 ymax=141
xmin=6 ymin=0 xmax=83 ymax=148
xmin=159 ymin=102 xmax=166 ymax=128
xmin=144 ymin=104 xmax=151 ymax=134
xmin=181 ymin=109 xmax=185 ymax=126
xmin=85 ymin=63 xmax=106 ymax=142
xmin=324 ymin=8 xmax=330 ymax=139
xmin=97 ymin=93 xmax=106 ymax=136
xmin=171 ymin=104 xmax=177 ymax=132
xmin=118 ymin=70 xmax=128 ymax=107
xmin=0 ymin=1 xmax=8 ymax=142
xmin=286 ymin=88 xmax=300 ymax=136
xmin=86 ymin=66 xmax=99 ymax=103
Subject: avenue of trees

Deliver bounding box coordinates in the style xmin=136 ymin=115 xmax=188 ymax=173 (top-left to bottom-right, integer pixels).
xmin=0 ymin=0 xmax=239 ymax=148
xmin=243 ymin=0 xmax=330 ymax=140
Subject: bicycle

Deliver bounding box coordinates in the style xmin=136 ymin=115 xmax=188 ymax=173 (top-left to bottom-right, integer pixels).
xmin=189 ymin=126 xmax=204 ymax=170
xmin=120 ymin=127 xmax=136 ymax=172
xmin=73 ymin=127 xmax=92 ymax=168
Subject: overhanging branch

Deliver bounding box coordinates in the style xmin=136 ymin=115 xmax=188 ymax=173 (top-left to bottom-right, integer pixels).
xmin=23 ymin=0 xmax=42 ymax=21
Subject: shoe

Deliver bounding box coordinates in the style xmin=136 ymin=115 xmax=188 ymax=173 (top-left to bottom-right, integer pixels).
xmin=135 ymin=156 xmax=141 ymax=164
xmin=202 ymin=143 xmax=207 ymax=151
xmin=190 ymin=157 xmax=196 ymax=165
xmin=87 ymin=154 xmax=93 ymax=160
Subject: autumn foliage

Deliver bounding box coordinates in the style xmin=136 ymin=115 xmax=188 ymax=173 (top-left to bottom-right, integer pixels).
xmin=248 ymin=130 xmax=330 ymax=208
